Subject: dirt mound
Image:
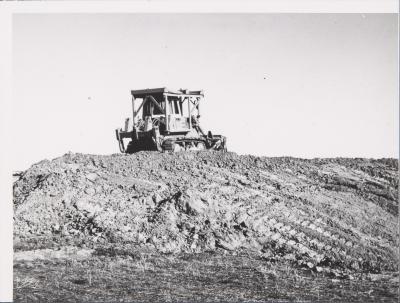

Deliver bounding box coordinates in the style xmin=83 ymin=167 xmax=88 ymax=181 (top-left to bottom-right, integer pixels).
xmin=13 ymin=151 xmax=399 ymax=274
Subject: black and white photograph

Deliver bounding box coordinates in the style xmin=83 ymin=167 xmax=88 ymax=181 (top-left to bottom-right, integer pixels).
xmin=1 ymin=1 xmax=399 ymax=302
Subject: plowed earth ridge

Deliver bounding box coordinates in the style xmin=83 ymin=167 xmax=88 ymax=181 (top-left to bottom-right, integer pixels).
xmin=13 ymin=151 xmax=399 ymax=275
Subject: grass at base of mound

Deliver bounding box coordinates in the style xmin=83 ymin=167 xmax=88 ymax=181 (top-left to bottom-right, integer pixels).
xmin=14 ymin=247 xmax=398 ymax=303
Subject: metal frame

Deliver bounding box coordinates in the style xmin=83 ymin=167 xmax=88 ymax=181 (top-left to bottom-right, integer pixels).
xmin=131 ymin=90 xmax=203 ymax=133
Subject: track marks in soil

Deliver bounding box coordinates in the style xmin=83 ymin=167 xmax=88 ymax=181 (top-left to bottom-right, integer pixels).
xmin=14 ymin=152 xmax=398 ymax=273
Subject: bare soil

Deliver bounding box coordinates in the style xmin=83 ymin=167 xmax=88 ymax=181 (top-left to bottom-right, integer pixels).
xmin=13 ymin=151 xmax=399 ymax=302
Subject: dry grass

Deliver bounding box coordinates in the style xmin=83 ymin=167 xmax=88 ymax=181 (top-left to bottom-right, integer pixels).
xmin=14 ymin=249 xmax=398 ymax=303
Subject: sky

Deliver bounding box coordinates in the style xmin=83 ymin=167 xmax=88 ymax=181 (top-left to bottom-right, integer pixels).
xmin=12 ymin=13 xmax=398 ymax=171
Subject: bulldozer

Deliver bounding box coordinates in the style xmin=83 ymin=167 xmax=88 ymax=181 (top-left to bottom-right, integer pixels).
xmin=115 ymin=88 xmax=227 ymax=153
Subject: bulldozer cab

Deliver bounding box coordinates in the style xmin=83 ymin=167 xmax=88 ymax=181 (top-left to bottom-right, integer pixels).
xmin=165 ymin=95 xmax=190 ymax=133
xmin=131 ymin=88 xmax=202 ymax=134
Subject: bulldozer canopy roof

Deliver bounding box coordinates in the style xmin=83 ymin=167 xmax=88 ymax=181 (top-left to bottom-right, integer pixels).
xmin=131 ymin=87 xmax=204 ymax=98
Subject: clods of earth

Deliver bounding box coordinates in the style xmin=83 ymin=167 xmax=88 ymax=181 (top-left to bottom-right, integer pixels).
xmin=13 ymin=151 xmax=399 ymax=302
